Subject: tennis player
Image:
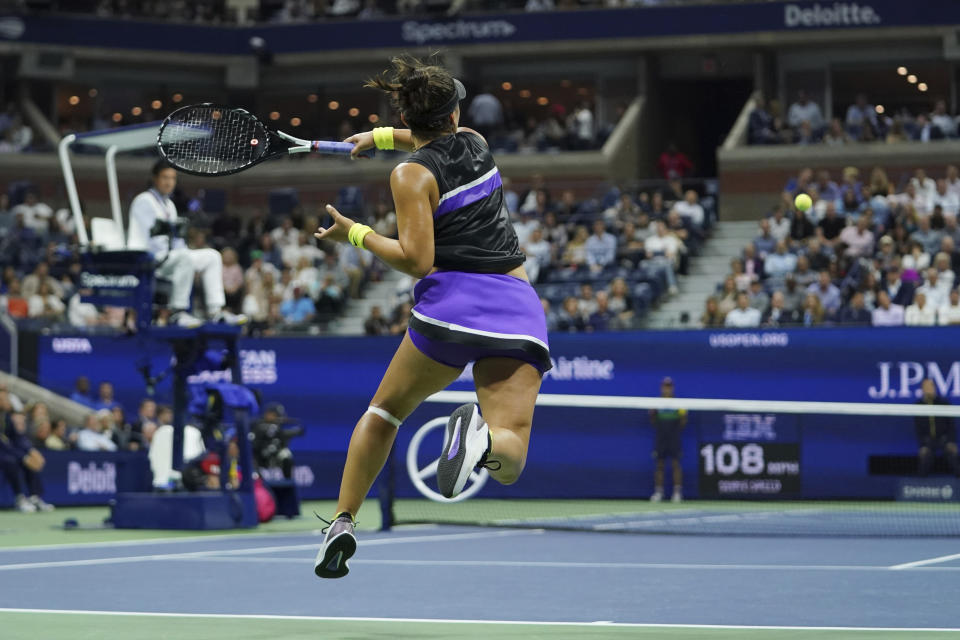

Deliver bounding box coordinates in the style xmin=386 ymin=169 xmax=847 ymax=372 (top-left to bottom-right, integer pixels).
xmin=313 ymin=56 xmax=551 ymax=579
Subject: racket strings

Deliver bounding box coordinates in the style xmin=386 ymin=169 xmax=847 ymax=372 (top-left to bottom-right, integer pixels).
xmin=159 ymin=105 xmax=266 ymax=174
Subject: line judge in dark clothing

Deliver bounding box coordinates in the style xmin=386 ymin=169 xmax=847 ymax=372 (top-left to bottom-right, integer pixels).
xmin=915 ymin=378 xmax=959 ymax=477
xmin=650 ymin=377 xmax=687 ymax=503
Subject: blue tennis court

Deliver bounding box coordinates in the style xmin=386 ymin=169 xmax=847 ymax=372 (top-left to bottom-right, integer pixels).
xmin=2 ymin=520 xmax=958 ymax=638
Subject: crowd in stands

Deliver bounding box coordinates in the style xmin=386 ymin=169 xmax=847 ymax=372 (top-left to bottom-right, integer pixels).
xmin=0 ymin=181 xmax=384 ymax=334
xmin=17 ymin=0 xmax=761 ymax=23
xmin=703 ymin=164 xmax=960 ymax=328
xmin=0 ymin=103 xmax=35 ymax=153
xmin=367 ymin=177 xmax=713 ymax=335
xmin=749 ymin=93 xmax=960 ymax=146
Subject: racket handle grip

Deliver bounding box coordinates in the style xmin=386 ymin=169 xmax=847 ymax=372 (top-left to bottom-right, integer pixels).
xmin=311 ymin=140 xmax=375 ymax=158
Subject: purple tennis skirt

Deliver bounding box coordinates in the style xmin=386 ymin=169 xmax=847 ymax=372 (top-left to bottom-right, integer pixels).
xmin=408 ymin=270 xmax=552 ymax=374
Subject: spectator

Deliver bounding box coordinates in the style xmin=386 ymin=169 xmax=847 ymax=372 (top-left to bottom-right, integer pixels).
xmin=364 ymin=305 xmax=390 ymax=336
xmin=644 ymin=221 xmax=682 ymax=295
xmin=787 ymin=90 xmax=824 ymax=134
xmin=607 ymin=278 xmax=635 ymax=329
xmin=839 ymin=292 xmax=872 ymax=325
xmin=555 ymin=296 xmax=586 ymax=332
xmin=762 ymin=291 xmax=799 ymax=327
xmin=27 ymin=280 xmax=65 ymax=321
xmin=902 ymin=240 xmax=931 ymax=274
xmin=44 ymin=420 xmax=71 ymax=451
xmin=585 ymin=220 xmax=616 ymax=273
xmin=371 ymin=202 xmax=398 ymax=239
xmin=872 ymin=290 xmax=905 ymax=326
xmin=805 ymin=237 xmax=833 ymax=272
xmin=905 ymin=292 xmax=937 ymax=326
xmin=522 ymin=227 xmax=552 ymax=283
xmin=845 ymin=93 xmax=878 ymax=133
xmin=822 ymin=118 xmax=851 ymax=146
xmin=933 ymin=252 xmax=956 ymax=291
xmin=884 ymin=266 xmax=916 ymax=307
xmin=748 ymin=280 xmax=769 ymax=313
xmin=768 ymin=206 xmax=790 ymax=243
xmin=742 ymin=243 xmax=763 ymax=281
xmin=700 ymin=296 xmax=725 ymax=328
xmin=280 ymin=283 xmax=315 ymax=325
xmin=806 ymin=271 xmax=842 ymax=316
xmin=730 ymin=258 xmax=751 ymax=292
xmin=716 ymin=276 xmax=738 ymax=317
xmin=930 ymin=99 xmax=957 ymax=139
xmin=586 ymin=291 xmax=613 ymax=331
xmin=10 ymin=190 xmax=52 ymax=234
xmin=467 ymin=88 xmax=503 ymax=140
xmin=753 ymin=219 xmax=776 ymax=257
xmin=932 ymin=180 xmax=960 ymax=217
xmin=270 ymin=217 xmax=299 ymax=250
xmin=673 ymin=190 xmax=704 ymax=228
xmin=576 ymin=283 xmax=598 ymax=317
xmin=132 ymin=399 xmax=157 ymax=442
xmin=513 ymin=209 xmax=540 ymax=249
xmin=569 ymin=101 xmax=595 ymax=150
xmin=22 ymin=262 xmax=64 ymax=299
xmin=0 ymin=409 xmax=52 ymax=512
xmin=938 ymin=288 xmax=960 ymax=325
xmin=725 ymin=292 xmax=762 ymax=328
xmin=389 ymin=302 xmax=412 ymax=335
xmin=656 ymin=143 xmax=693 ymax=180
xmin=94 ymin=382 xmax=121 ymax=412
xmin=76 ymin=412 xmax=117 ymax=451
xmin=838 ymin=216 xmax=875 ymax=259
xmin=763 ymin=240 xmax=797 ymax=285
xmin=221 ymin=247 xmax=245 ymax=311
xmin=918 ymin=267 xmax=949 ymax=309
xmin=914 ymin=378 xmax=959 ymax=477
xmin=748 ymin=95 xmax=780 ymax=145
xmin=781 ymin=274 xmax=804 ymax=312
xmin=912 ymin=169 xmax=937 ymax=204
xmin=111 ymin=405 xmax=140 ymax=451
xmin=800 ymin=292 xmax=826 ymax=327
xmin=69 ymin=376 xmax=95 ymax=408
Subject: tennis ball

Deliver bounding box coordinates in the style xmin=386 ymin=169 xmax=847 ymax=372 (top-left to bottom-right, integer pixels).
xmin=794 ymin=193 xmax=812 ymax=212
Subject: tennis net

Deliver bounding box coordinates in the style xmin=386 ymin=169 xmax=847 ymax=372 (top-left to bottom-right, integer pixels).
xmin=379 ymin=391 xmax=960 ymax=537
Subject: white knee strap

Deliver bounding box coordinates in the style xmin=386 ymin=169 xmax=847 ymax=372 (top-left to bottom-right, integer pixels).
xmin=366 ymin=406 xmax=402 ymax=428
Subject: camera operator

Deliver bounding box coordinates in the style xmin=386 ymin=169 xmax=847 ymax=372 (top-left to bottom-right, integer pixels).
xmin=127 ymin=160 xmax=245 ymax=328
xmin=251 ymin=402 xmax=302 ymax=479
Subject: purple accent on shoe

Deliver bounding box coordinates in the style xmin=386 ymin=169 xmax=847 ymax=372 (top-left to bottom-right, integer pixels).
xmin=447 ymin=419 xmax=462 ymax=460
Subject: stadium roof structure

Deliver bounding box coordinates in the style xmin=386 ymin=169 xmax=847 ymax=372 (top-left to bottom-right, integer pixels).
xmin=58 ymin=122 xmax=161 ymax=247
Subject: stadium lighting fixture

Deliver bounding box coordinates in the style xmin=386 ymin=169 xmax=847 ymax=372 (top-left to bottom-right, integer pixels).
xmin=290 ymin=117 xmax=301 ymax=126
xmin=87 ymin=89 xmax=98 ymax=98
xmin=368 ymin=114 xmax=379 ymax=123
xmin=131 ymin=106 xmax=142 ymax=116
xmin=348 ymin=107 xmax=359 ymax=117
xmin=328 ymin=101 xmax=339 ymax=110
xmin=68 ymin=95 xmax=79 ymax=105
xmin=907 ymin=74 xmax=917 ymax=83
xmin=269 ymin=111 xmax=280 ymax=120
xmin=172 ymin=93 xmax=183 ymax=103
xmin=111 ymin=113 xmax=122 ymax=122
xmin=918 ymin=83 xmax=928 ymax=92
xmin=537 ymin=97 xmax=549 ymax=105
xmin=897 ymin=66 xmax=907 ymax=75
xmin=518 ymin=89 xmax=531 ymax=98
xmin=151 ymin=100 xmax=162 ymax=109
xmin=501 ymin=82 xmax=512 ymax=91
xmin=307 ymin=94 xmax=318 ymax=103
xmin=875 ymin=105 xmax=885 ymax=114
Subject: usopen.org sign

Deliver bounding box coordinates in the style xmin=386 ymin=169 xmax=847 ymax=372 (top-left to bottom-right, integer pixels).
xmin=186 ymin=349 xmax=278 ymax=385
xmin=868 ymin=361 xmax=960 ymax=399
xmin=784 ymin=2 xmax=881 ymax=28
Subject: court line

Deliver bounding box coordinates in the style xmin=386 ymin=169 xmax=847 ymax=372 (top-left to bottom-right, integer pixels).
xmin=889 ymin=551 xmax=960 ymax=570
xmin=171 ymin=556 xmax=960 ymax=572
xmin=1 ymin=608 xmax=958 ymax=632
xmin=0 ymin=529 xmax=541 ymax=572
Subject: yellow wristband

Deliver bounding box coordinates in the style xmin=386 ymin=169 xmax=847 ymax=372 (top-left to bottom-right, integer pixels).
xmin=372 ymin=127 xmax=395 ymax=151
xmin=348 ymin=223 xmax=374 ymax=249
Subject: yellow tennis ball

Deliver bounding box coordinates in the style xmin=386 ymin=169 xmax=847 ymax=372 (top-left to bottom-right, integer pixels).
xmin=794 ymin=193 xmax=812 ymax=212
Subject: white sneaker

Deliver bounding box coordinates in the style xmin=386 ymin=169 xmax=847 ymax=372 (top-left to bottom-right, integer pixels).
xmin=15 ymin=495 xmax=36 ymax=513
xmin=172 ymin=311 xmax=204 ymax=328
xmin=212 ymin=310 xmax=248 ymax=325
xmin=30 ymin=495 xmax=54 ymax=512
xmin=437 ymin=403 xmax=491 ymax=499
xmin=671 ymin=491 xmax=683 ymax=503
xmin=649 ymin=490 xmax=663 ymax=503
xmin=314 ymin=513 xmax=357 ymax=579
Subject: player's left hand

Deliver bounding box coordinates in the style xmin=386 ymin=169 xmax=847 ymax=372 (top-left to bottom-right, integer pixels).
xmin=314 ymin=204 xmax=355 ymax=244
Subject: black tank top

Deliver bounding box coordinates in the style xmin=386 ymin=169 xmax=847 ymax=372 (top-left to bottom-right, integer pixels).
xmin=405 ymin=132 xmax=525 ymax=273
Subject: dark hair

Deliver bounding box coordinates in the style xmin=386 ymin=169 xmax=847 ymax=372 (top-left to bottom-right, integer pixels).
xmin=366 ymin=55 xmax=459 ymax=139
xmin=152 ymin=158 xmax=175 ymax=176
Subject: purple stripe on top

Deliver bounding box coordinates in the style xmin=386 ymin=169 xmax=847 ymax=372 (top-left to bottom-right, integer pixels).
xmin=433 ymin=170 xmax=502 ymax=218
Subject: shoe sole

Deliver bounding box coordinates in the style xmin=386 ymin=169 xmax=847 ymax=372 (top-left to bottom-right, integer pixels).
xmin=437 ymin=404 xmax=488 ymax=499
xmin=314 ymin=531 xmax=357 ymax=579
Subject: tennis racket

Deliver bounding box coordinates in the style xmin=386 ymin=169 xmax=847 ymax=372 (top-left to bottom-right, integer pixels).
xmin=156 ymin=103 xmax=371 ymax=177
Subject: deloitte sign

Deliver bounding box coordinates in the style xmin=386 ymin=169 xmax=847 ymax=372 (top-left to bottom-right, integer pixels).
xmin=784 ymin=3 xmax=881 ymax=28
